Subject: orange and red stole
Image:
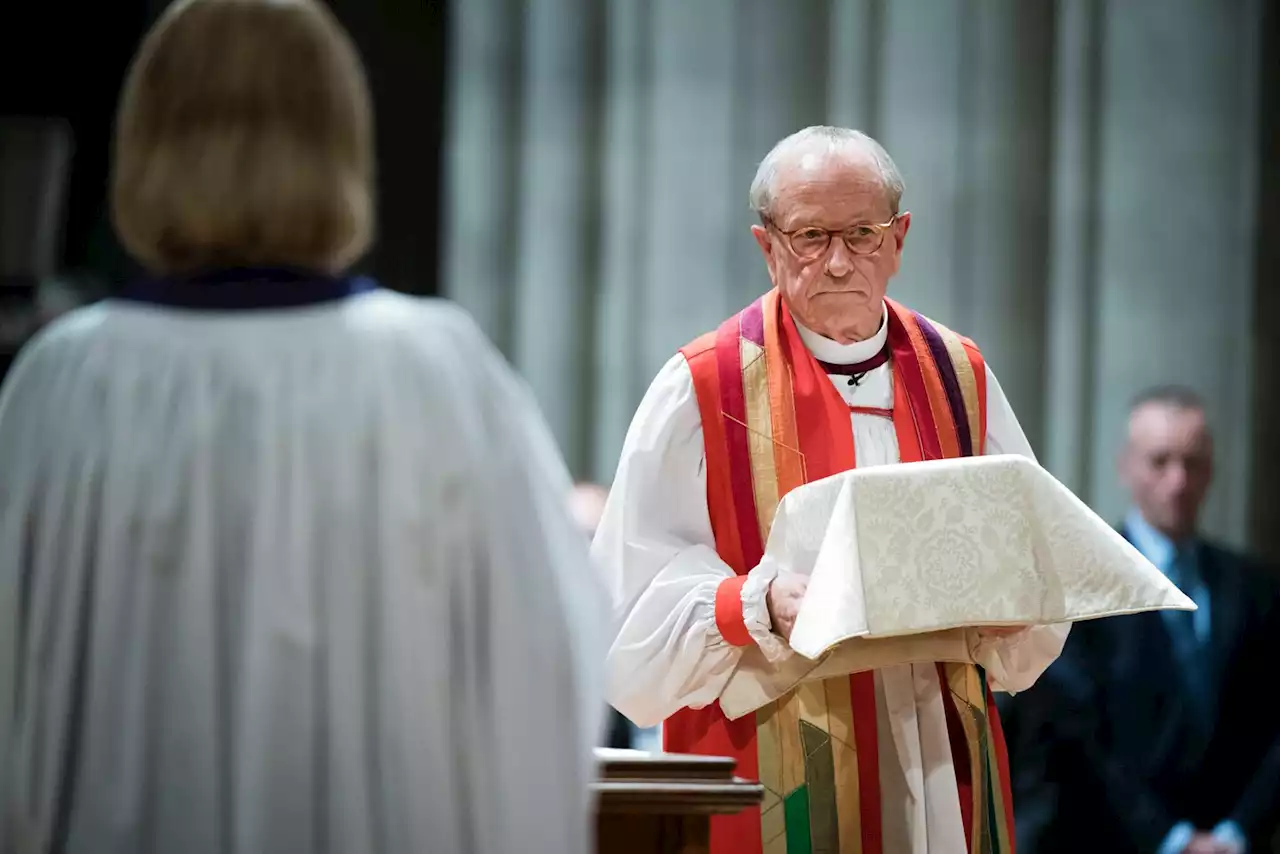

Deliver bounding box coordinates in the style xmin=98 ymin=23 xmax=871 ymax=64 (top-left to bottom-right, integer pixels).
xmin=670 ymin=289 xmax=1016 ymax=854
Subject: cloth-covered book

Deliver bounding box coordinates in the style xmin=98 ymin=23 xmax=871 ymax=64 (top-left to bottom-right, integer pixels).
xmin=718 ymin=455 xmax=1193 ymax=719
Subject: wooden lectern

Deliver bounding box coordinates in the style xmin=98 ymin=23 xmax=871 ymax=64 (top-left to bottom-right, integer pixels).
xmin=594 ymin=748 xmax=763 ymax=854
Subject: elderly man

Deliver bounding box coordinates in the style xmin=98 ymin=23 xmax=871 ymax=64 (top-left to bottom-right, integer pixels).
xmin=1003 ymin=388 xmax=1280 ymax=854
xmin=593 ymin=126 xmax=1068 ymax=854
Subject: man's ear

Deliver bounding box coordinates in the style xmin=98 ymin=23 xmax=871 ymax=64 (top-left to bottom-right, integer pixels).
xmin=892 ymin=211 xmax=912 ymax=257
xmin=751 ymin=224 xmax=780 ymax=286
xmin=751 ymin=224 xmax=771 ymax=259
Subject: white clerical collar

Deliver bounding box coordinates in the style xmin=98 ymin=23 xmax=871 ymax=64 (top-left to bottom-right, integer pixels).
xmin=792 ymin=302 xmax=889 ymax=365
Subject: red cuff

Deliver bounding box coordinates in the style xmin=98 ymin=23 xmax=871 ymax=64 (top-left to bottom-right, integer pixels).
xmin=715 ymin=575 xmax=753 ymax=647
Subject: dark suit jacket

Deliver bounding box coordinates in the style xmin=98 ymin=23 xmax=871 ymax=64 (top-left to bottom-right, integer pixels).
xmin=605 ymin=707 xmax=634 ymax=749
xmin=1000 ymin=534 xmax=1280 ymax=853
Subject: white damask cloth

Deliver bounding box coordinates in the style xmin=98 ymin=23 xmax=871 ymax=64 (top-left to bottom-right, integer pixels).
xmin=719 ymin=455 xmax=1193 ymax=719
xmin=786 ymin=455 xmax=1192 ymax=650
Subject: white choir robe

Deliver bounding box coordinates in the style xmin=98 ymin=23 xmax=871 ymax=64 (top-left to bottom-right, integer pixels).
xmin=593 ymin=309 xmax=1069 ymax=853
xmin=0 ymin=285 xmax=606 ymax=854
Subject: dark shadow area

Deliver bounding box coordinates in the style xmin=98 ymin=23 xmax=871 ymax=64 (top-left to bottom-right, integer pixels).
xmin=1250 ymin=0 xmax=1280 ymax=566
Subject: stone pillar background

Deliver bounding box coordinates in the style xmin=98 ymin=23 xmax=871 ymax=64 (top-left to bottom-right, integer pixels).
xmin=442 ymin=0 xmax=1265 ymax=549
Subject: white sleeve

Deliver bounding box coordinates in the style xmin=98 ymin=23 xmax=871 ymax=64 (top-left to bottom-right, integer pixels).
xmin=971 ymin=363 xmax=1070 ymax=693
xmin=592 ymin=355 xmax=786 ymax=728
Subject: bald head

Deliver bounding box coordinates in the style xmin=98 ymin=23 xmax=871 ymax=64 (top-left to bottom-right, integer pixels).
xmin=1118 ymin=388 xmax=1213 ymax=539
xmin=570 ymin=482 xmax=610 ymax=539
xmin=748 ymin=126 xmax=904 ymax=221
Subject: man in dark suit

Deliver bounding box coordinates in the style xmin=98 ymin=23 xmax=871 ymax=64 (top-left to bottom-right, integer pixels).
xmin=1003 ymin=386 xmax=1280 ymax=854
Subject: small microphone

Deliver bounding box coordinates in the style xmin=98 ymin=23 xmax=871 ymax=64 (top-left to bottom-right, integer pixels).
xmin=848 ymin=373 xmax=865 ymax=387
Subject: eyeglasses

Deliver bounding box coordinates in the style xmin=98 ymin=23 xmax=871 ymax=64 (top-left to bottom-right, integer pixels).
xmin=764 ymin=215 xmax=900 ymax=261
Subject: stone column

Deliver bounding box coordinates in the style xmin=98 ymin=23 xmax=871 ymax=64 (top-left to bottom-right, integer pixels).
xmin=1043 ymin=0 xmax=1105 ymax=497
xmin=1083 ymin=0 xmax=1261 ymax=544
xmin=876 ymin=1 xmax=969 ymax=324
xmin=949 ymin=0 xmax=1055 ymax=452
xmin=876 ymin=0 xmax=1055 ymax=450
xmin=508 ymin=0 xmax=603 ymax=472
xmin=442 ymin=0 xmax=525 ymax=344
xmin=590 ymin=0 xmax=656 ymax=480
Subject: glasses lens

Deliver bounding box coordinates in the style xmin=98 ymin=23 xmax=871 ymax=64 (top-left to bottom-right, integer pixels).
xmin=844 ymin=226 xmax=884 ymax=255
xmin=789 ymin=228 xmax=830 ymax=259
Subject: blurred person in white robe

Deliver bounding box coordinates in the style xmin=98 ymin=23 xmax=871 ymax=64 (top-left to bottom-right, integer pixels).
xmin=0 ymin=1 xmax=604 ymax=853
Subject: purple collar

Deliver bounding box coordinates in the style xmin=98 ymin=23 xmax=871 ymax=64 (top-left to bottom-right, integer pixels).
xmin=815 ymin=345 xmax=890 ymax=377
xmin=119 ymin=267 xmax=377 ymax=310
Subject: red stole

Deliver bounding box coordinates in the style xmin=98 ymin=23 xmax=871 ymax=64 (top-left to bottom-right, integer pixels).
xmin=671 ymin=289 xmax=1015 ymax=854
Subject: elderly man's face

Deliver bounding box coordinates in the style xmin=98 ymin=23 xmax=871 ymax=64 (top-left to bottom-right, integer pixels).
xmin=751 ymin=151 xmax=910 ymax=343
xmin=1119 ymin=402 xmax=1213 ymax=540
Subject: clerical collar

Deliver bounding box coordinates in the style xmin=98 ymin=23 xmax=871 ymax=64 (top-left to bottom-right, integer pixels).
xmin=792 ymin=302 xmax=890 ymax=366
xmin=119 ymin=266 xmax=377 ymax=310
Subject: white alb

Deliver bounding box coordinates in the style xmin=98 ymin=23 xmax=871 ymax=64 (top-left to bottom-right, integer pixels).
xmin=594 ymin=303 xmax=1070 ymax=854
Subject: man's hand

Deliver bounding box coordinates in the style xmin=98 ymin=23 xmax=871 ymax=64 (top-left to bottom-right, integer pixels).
xmin=975 ymin=626 xmax=1025 ymax=639
xmin=1183 ymin=832 xmax=1238 ymax=854
xmin=766 ymin=574 xmax=809 ymax=642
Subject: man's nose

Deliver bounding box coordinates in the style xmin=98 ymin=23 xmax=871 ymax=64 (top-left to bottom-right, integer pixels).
xmin=825 ymin=237 xmax=855 ymax=277
xmin=1165 ymin=464 xmax=1189 ymax=493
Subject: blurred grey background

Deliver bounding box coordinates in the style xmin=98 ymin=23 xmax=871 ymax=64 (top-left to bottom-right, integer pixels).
xmin=3 ymin=0 xmax=1278 ymax=561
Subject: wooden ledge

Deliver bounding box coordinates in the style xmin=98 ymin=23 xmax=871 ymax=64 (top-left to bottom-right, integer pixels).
xmin=593 ymin=748 xmax=764 ymax=816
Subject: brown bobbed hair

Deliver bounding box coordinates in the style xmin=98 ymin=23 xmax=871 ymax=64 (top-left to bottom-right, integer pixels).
xmin=111 ymin=0 xmax=375 ymax=275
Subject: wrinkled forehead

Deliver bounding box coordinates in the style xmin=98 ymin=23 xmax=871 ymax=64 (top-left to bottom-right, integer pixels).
xmin=770 ymin=150 xmax=892 ymax=227
xmin=1127 ymin=403 xmax=1212 ymax=456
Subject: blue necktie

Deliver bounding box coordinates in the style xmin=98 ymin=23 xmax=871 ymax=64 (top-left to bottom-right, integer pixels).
xmin=1166 ymin=546 xmax=1214 ymax=737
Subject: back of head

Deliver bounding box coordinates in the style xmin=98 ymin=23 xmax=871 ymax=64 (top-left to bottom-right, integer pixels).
xmin=111 ymin=0 xmax=375 ymax=276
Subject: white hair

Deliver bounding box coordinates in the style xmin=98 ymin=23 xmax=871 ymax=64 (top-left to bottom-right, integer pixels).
xmin=748 ymin=126 xmax=905 ymax=220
